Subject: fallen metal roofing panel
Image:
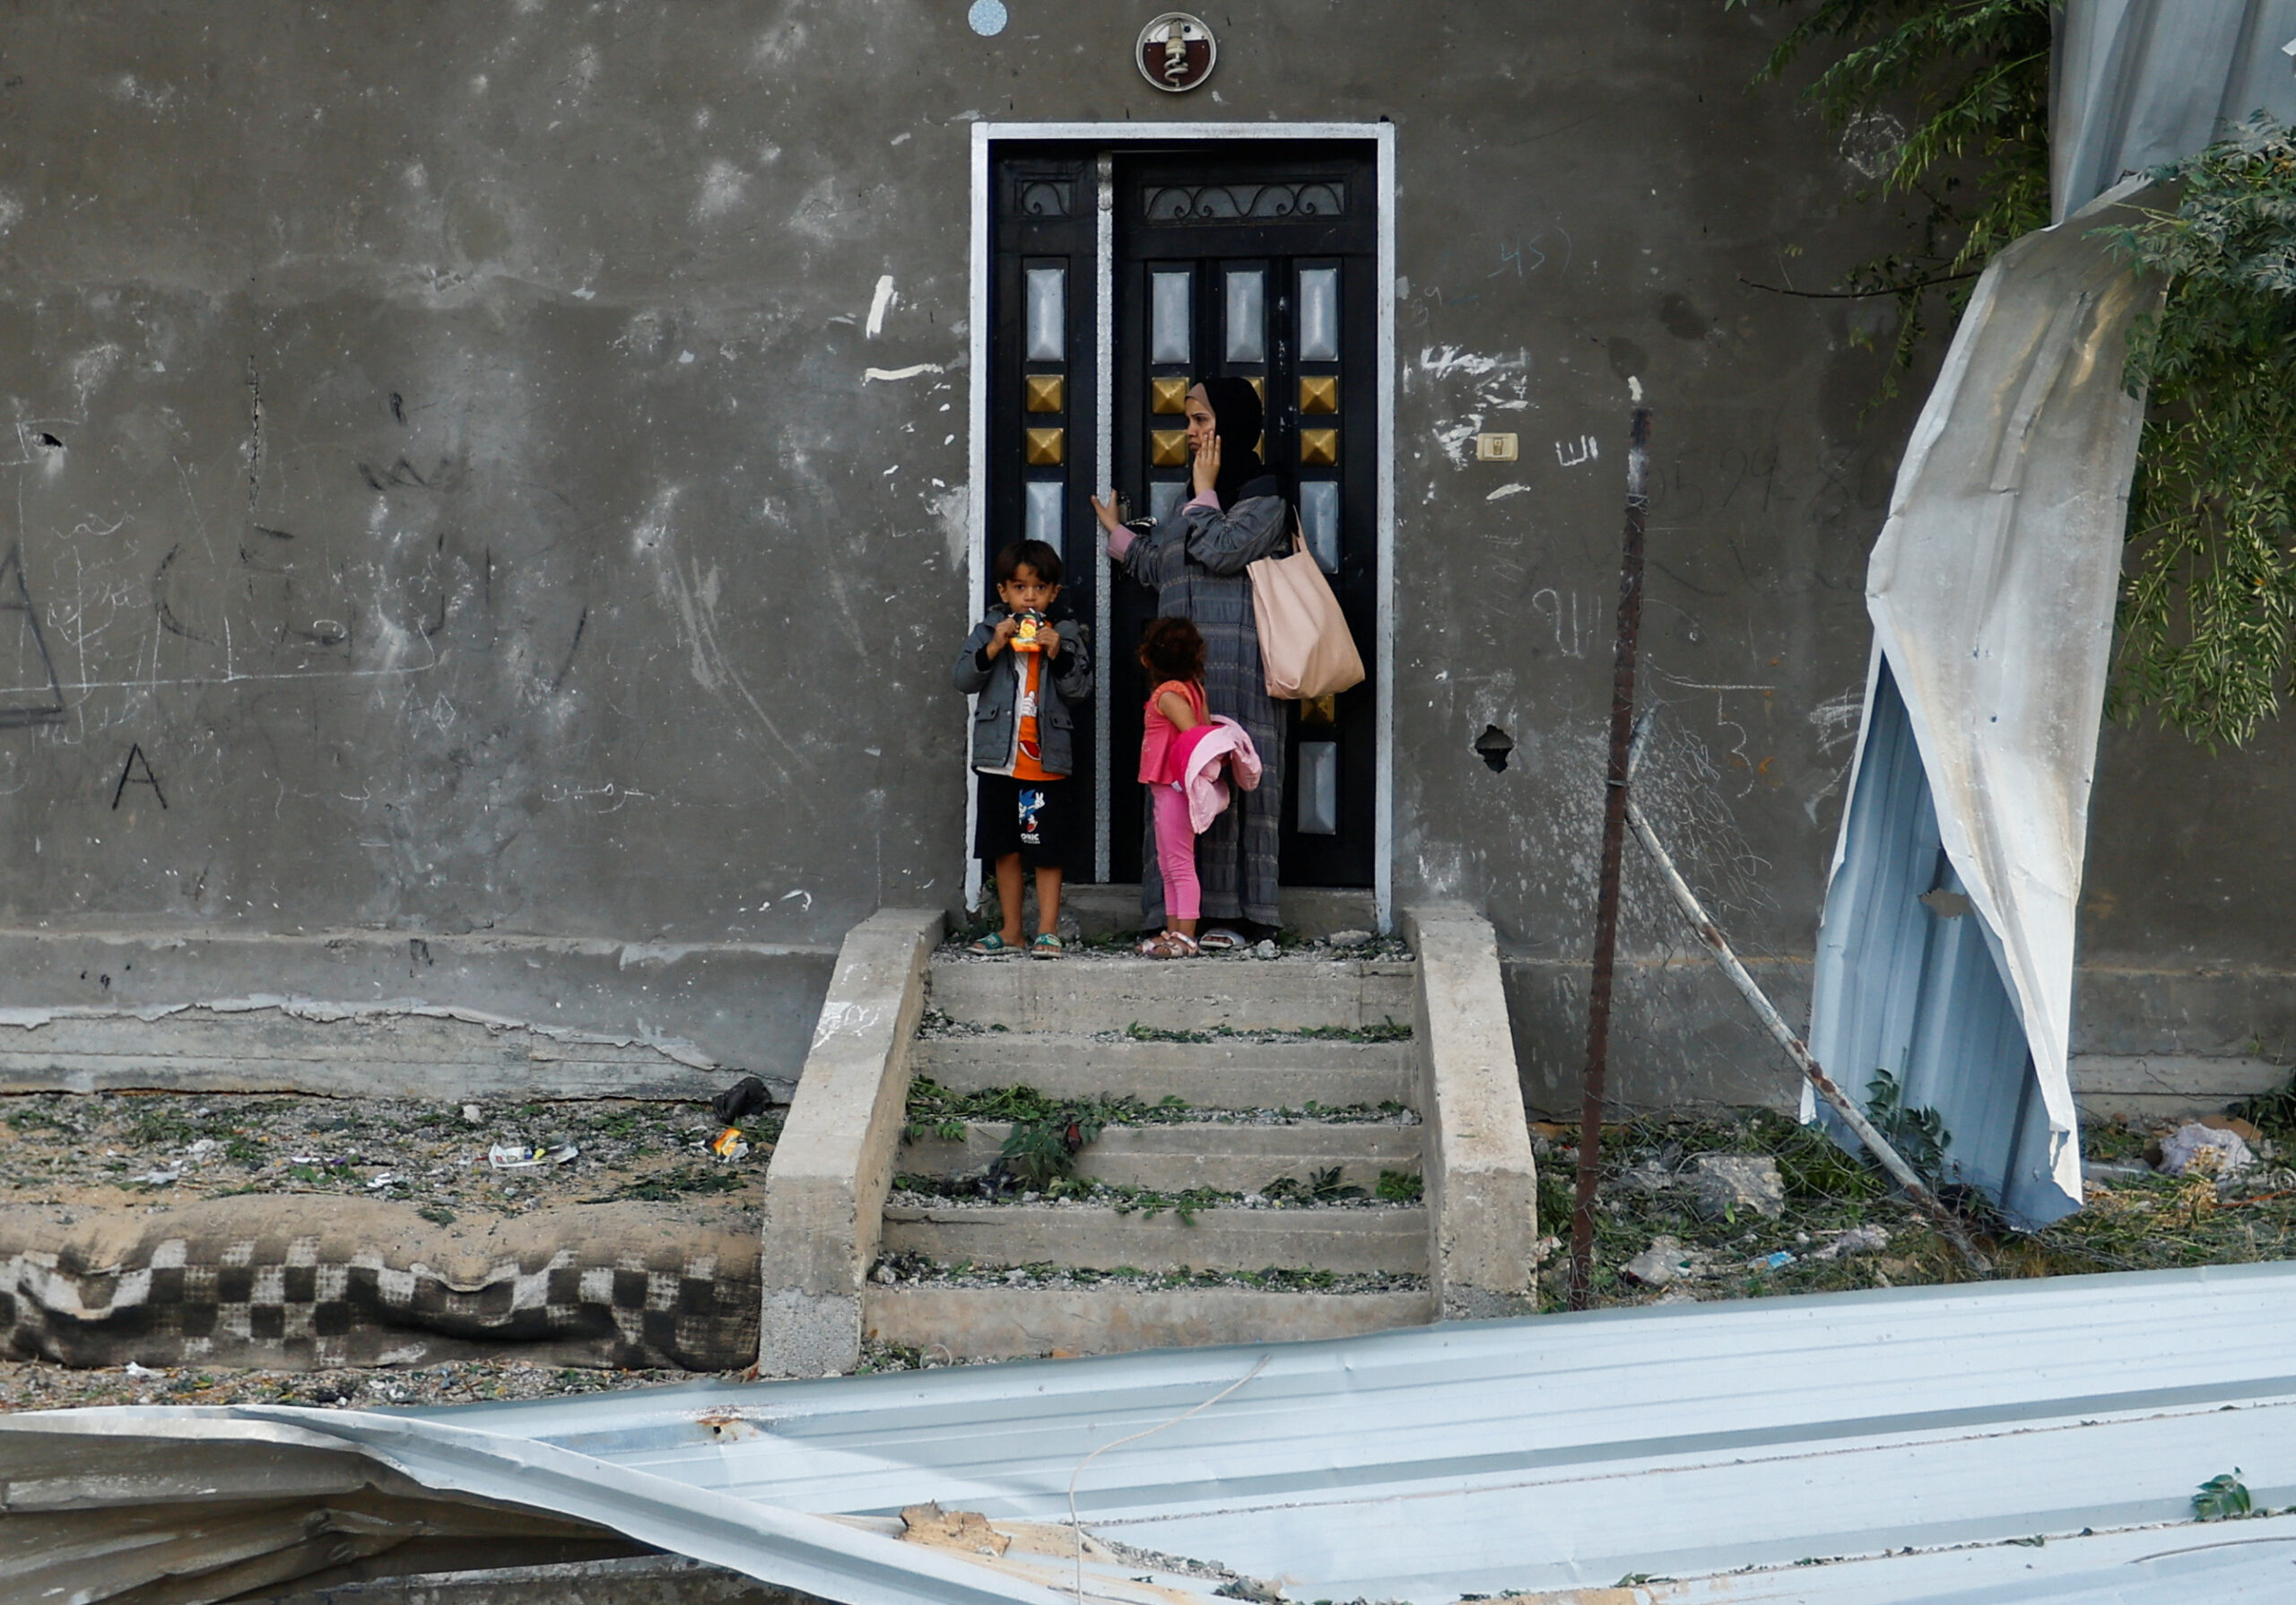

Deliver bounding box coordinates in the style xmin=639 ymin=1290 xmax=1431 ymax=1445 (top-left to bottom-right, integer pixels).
xmin=1807 ymin=179 xmax=2158 ymax=1228
xmin=2053 ymin=0 xmax=2296 ymax=219
xmin=1810 ymin=2 xmax=2296 ymax=1228
xmin=14 ymin=1263 xmax=2296 ymax=1602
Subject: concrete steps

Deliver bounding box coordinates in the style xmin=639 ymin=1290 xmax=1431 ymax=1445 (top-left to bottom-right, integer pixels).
xmin=861 ymin=1285 xmax=1437 ymax=1363
xmin=909 ymin=1033 xmax=1413 ymax=1109
xmin=874 ymin=946 xmax=1436 ymax=1361
xmin=758 ymin=905 xmax=1538 ymax=1378
xmin=926 ymin=953 xmax=1414 ymax=1034
xmin=881 ymin=1201 xmax=1429 ymax=1276
xmin=900 ymin=1120 xmax=1422 ymax=1192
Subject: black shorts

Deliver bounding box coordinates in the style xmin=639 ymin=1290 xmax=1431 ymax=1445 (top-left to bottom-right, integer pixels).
xmin=974 ymin=773 xmax=1069 ymax=867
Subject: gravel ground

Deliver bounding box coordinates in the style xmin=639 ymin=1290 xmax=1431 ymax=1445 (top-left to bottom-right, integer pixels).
xmin=0 ymin=1091 xmax=779 ymax=1224
xmin=0 ymin=1356 xmax=741 ymax=1413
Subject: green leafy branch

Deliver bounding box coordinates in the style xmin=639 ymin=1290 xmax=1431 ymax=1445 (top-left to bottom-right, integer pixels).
xmin=2101 ymin=113 xmax=2296 ymax=746
xmin=1726 ymin=0 xmax=2052 ymax=389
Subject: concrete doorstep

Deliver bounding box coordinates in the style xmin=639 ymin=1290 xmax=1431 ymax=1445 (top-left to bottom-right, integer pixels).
xmin=752 ymin=903 xmax=1538 ymax=1370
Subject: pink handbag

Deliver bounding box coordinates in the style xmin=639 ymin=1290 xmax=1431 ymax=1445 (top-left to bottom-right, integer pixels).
xmin=1248 ymin=530 xmax=1366 ymax=700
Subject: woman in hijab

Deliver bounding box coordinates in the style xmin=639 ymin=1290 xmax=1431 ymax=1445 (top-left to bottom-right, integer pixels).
xmin=1092 ymin=377 xmax=1291 ymax=948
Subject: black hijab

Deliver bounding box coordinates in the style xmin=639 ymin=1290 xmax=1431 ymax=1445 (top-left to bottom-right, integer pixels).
xmin=1197 ymin=376 xmax=1283 ymax=508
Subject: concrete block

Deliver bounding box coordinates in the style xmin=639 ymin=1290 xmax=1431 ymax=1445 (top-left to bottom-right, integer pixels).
xmin=754 ymin=909 xmax=944 ymax=1377
xmin=862 ymin=1285 xmax=1436 ymax=1362
xmin=898 ymin=1121 xmax=1423 ymax=1193
xmin=2070 ymin=1053 xmax=2288 ymax=1120
xmin=880 ymin=1202 xmax=1428 ymax=1275
xmin=0 ymin=927 xmax=836 ymax=1094
xmin=1405 ymin=906 xmax=1543 ymax=1320
xmin=0 ymin=1007 xmax=731 ymax=1102
xmin=910 ymin=1034 xmax=1413 ymax=1109
xmin=927 ymin=954 xmax=1415 ymax=1034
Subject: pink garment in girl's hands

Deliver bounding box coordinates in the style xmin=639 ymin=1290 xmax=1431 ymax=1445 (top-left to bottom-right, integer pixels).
xmin=1171 ymin=717 xmax=1263 ymax=835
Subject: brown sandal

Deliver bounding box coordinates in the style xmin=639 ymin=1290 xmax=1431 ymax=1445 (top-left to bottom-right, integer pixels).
xmin=1135 ymin=930 xmax=1201 ymax=960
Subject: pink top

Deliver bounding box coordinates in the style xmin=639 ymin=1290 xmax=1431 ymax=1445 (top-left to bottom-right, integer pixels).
xmin=1139 ymin=679 xmax=1207 ymax=784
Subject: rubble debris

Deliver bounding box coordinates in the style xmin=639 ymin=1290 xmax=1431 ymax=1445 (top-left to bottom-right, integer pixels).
xmin=1622 ymin=1235 xmax=1697 ymax=1287
xmin=1689 ymin=1155 xmax=1786 ymax=1219
xmin=899 ymin=1501 xmax=1011 ymax=1557
xmin=489 ymin=1139 xmax=579 ymax=1171
xmin=1326 ymin=929 xmax=1373 ymax=949
xmin=2157 ymin=1121 xmax=2257 ymax=1178
xmin=712 ymin=1074 xmax=776 ymax=1125
xmin=1812 ymin=1224 xmax=1891 ymax=1262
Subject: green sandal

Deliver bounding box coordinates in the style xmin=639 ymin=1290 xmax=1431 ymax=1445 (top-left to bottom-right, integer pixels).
xmin=965 ymin=932 xmax=1016 ymax=956
xmin=1029 ymin=933 xmax=1065 ymax=959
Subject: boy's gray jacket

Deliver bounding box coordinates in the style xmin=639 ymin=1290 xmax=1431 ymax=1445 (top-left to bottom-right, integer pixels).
xmin=953 ymin=611 xmax=1093 ymax=777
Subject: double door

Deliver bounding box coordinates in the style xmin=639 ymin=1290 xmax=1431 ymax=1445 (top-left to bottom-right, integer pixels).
xmin=988 ymin=140 xmax=1378 ymax=888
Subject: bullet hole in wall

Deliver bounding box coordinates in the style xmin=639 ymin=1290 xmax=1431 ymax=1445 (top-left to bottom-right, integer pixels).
xmin=1474 ymin=726 xmax=1515 ymax=773
xmin=32 ymin=432 xmax=62 ymax=450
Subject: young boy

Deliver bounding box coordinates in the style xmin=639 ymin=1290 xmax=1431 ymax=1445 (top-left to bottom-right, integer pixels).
xmin=952 ymin=539 xmax=1092 ymax=957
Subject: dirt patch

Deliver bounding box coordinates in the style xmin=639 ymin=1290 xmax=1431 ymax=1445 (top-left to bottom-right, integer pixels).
xmin=0 ymin=1354 xmax=738 ymax=1411
xmin=0 ymin=1090 xmax=778 ymax=1221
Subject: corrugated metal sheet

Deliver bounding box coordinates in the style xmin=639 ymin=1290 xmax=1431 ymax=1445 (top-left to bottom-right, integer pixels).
xmin=13 ymin=1264 xmax=2296 ymax=1602
xmin=2053 ymin=0 xmax=2296 ymax=220
xmin=1811 ymin=2 xmax=2296 ymax=1227
xmin=1807 ymin=178 xmax=2157 ymax=1228
xmin=1808 ymin=666 xmax=2074 ymax=1226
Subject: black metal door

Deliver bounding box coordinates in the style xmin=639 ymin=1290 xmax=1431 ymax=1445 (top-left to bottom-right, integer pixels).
xmin=1109 ymin=144 xmax=1378 ymax=888
xmin=987 ymin=140 xmax=1378 ymax=892
xmin=987 ymin=151 xmax=1100 ymax=884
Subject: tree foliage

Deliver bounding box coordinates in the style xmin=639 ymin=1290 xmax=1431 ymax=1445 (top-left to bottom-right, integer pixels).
xmin=2101 ymin=115 xmax=2296 ymax=746
xmin=1735 ymin=4 xmax=2296 ymax=745
xmin=1726 ymin=0 xmax=2052 ymax=385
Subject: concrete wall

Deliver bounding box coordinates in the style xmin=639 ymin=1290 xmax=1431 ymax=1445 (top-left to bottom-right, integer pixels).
xmin=0 ymin=3 xmax=2283 ymax=1112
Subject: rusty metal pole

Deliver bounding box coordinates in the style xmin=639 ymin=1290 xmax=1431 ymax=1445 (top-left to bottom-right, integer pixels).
xmin=1568 ymin=402 xmax=1650 ymax=1312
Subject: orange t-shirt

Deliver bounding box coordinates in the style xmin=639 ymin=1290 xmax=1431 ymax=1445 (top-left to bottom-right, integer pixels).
xmin=1012 ymin=647 xmax=1056 ymax=781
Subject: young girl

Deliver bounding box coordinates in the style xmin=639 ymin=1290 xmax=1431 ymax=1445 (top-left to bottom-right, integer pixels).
xmin=1136 ymin=616 xmax=1208 ymax=959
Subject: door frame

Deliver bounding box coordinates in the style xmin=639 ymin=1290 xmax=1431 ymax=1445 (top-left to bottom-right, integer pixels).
xmin=966 ymin=120 xmax=1397 ymax=931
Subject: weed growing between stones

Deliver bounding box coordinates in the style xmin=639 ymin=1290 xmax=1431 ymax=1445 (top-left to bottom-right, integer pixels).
xmin=902 ymin=1076 xmax=1187 ymax=1140
xmin=867 ymin=1251 xmax=1425 ymax=1298
xmin=1121 ymin=1020 xmax=1413 ymax=1045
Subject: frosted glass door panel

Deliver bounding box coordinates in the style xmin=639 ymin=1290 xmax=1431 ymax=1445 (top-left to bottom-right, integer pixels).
xmin=1224 ymin=269 xmax=1265 ymax=362
xmin=1300 ymin=481 xmax=1341 ymax=573
xmin=1298 ymin=742 xmax=1339 ymax=835
xmin=1298 ymin=266 xmax=1339 ymax=362
xmin=1024 ymin=481 xmax=1063 ymax=547
xmin=1023 ymin=267 xmax=1066 ymax=362
xmin=1151 ymin=272 xmax=1192 ymax=364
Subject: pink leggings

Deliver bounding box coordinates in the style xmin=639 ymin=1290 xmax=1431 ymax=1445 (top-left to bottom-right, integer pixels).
xmin=1151 ymin=784 xmax=1200 ymax=921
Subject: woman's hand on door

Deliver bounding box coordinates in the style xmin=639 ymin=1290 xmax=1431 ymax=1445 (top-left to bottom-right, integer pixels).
xmin=1091 ymin=491 xmax=1137 ymax=562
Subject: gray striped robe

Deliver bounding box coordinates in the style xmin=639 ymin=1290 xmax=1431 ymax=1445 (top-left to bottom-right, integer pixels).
xmin=1119 ymin=492 xmax=1292 ymax=929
